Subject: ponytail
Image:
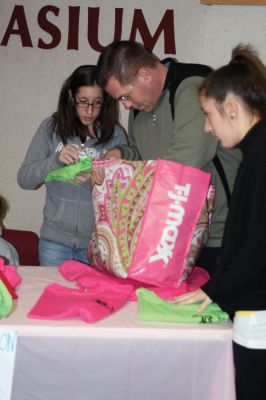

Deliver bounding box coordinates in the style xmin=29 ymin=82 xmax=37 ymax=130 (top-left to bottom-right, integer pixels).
xmin=199 ymin=44 xmax=266 ymax=118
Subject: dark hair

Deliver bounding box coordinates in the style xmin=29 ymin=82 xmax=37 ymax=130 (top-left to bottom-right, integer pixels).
xmin=50 ymin=65 xmax=120 ymax=145
xmin=0 ymin=194 xmax=9 ymax=228
xmin=199 ymin=44 xmax=266 ymax=118
xmin=96 ymin=40 xmax=159 ymax=88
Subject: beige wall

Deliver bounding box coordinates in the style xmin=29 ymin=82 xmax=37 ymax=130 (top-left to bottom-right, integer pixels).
xmin=1 ymin=0 xmax=266 ymax=234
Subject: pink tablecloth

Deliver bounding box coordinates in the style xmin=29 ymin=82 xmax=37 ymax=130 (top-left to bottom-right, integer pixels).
xmin=1 ymin=267 xmax=236 ymax=400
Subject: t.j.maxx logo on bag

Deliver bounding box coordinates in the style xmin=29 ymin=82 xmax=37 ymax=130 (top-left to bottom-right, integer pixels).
xmin=149 ymin=183 xmax=191 ymax=265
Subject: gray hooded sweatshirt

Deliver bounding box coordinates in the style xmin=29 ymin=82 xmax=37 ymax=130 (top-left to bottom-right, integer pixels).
xmin=17 ymin=117 xmax=128 ymax=249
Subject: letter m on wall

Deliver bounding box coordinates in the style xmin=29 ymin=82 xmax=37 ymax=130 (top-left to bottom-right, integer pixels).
xmin=130 ymin=9 xmax=176 ymax=54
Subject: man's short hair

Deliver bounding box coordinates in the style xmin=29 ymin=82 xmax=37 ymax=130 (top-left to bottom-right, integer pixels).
xmin=96 ymin=40 xmax=159 ymax=88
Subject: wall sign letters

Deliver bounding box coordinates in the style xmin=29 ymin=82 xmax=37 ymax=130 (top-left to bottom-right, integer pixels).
xmin=0 ymin=5 xmax=176 ymax=53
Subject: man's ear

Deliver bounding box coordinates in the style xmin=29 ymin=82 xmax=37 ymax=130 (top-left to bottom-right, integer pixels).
xmin=224 ymin=94 xmax=239 ymax=120
xmin=137 ymin=68 xmax=152 ymax=83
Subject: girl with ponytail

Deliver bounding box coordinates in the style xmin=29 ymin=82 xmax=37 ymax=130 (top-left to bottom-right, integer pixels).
xmin=173 ymin=44 xmax=266 ymax=400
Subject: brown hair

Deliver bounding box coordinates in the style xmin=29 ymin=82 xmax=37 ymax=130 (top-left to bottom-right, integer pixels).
xmin=96 ymin=40 xmax=159 ymax=88
xmin=50 ymin=65 xmax=121 ymax=145
xmin=199 ymin=44 xmax=266 ymax=118
xmin=0 ymin=194 xmax=9 ymax=228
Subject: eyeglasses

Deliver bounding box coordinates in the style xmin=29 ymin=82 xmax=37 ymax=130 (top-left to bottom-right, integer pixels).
xmin=75 ymin=98 xmax=104 ymax=109
xmin=116 ymin=71 xmax=140 ymax=103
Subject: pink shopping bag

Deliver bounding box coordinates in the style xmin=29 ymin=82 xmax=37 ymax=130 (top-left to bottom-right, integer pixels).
xmin=88 ymin=159 xmax=212 ymax=288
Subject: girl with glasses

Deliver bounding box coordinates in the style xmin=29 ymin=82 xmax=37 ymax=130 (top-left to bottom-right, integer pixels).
xmin=17 ymin=65 xmax=127 ymax=266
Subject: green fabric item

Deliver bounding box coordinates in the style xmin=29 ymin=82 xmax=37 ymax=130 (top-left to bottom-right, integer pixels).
xmin=0 ymin=280 xmax=13 ymax=317
xmin=137 ymin=288 xmax=229 ymax=324
xmin=45 ymin=156 xmax=93 ymax=182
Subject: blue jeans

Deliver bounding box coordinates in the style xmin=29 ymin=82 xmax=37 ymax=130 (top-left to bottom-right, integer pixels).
xmin=39 ymin=238 xmax=89 ymax=266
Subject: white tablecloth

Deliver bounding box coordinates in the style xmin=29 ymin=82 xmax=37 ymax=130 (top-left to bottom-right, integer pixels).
xmin=1 ymin=267 xmax=236 ymax=400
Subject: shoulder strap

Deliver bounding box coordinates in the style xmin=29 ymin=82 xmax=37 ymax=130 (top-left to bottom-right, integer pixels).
xmin=133 ymin=59 xmax=231 ymax=206
xmin=212 ymin=155 xmax=231 ymax=206
xmin=133 ymin=61 xmax=211 ymax=120
xmin=165 ymin=60 xmax=212 ymax=120
xmin=165 ymin=60 xmax=231 ymax=206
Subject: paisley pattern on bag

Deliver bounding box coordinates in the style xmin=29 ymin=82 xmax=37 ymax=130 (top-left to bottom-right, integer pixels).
xmin=88 ymin=158 xmax=213 ymax=287
xmin=88 ymin=160 xmax=157 ymax=277
xmin=184 ymin=185 xmax=215 ymax=278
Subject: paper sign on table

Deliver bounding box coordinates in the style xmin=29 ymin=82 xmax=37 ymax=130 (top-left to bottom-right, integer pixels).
xmin=0 ymin=330 xmax=17 ymax=400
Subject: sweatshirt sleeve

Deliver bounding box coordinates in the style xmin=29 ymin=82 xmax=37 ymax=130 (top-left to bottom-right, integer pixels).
xmin=113 ymin=124 xmax=129 ymax=145
xmin=106 ymin=124 xmax=140 ymax=160
xmin=17 ymin=118 xmax=64 ymax=190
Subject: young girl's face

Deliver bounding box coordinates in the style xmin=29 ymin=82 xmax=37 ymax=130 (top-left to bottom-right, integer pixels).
xmin=199 ymin=94 xmax=242 ymax=148
xmin=75 ymin=85 xmax=104 ymax=131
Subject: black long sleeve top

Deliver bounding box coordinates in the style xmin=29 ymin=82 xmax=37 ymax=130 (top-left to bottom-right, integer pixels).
xmin=203 ymin=118 xmax=266 ymax=315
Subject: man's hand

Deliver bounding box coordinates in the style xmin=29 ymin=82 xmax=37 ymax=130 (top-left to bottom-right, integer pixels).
xmin=171 ymin=289 xmax=213 ymax=312
xmin=104 ymin=148 xmax=122 ymax=160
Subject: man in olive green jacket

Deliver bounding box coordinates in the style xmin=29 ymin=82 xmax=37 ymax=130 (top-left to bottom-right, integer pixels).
xmin=96 ymin=40 xmax=242 ymax=276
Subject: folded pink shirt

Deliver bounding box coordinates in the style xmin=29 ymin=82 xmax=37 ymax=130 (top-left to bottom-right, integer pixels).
xmin=28 ymin=282 xmax=134 ymax=323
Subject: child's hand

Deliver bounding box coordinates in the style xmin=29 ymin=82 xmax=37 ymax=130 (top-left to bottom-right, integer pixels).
xmin=74 ymin=172 xmax=91 ymax=184
xmin=104 ymin=148 xmax=122 ymax=160
xmin=59 ymin=145 xmax=79 ymax=164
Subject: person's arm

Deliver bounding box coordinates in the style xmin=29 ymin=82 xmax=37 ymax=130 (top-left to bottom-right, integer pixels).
xmin=203 ymin=159 xmax=266 ymax=308
xmin=114 ymin=124 xmax=129 ymax=146
xmin=105 ymin=121 xmax=141 ymax=160
xmin=0 ymin=237 xmax=20 ymax=266
xmin=164 ymin=77 xmax=218 ymax=167
xmin=17 ymin=118 xmax=65 ymax=189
